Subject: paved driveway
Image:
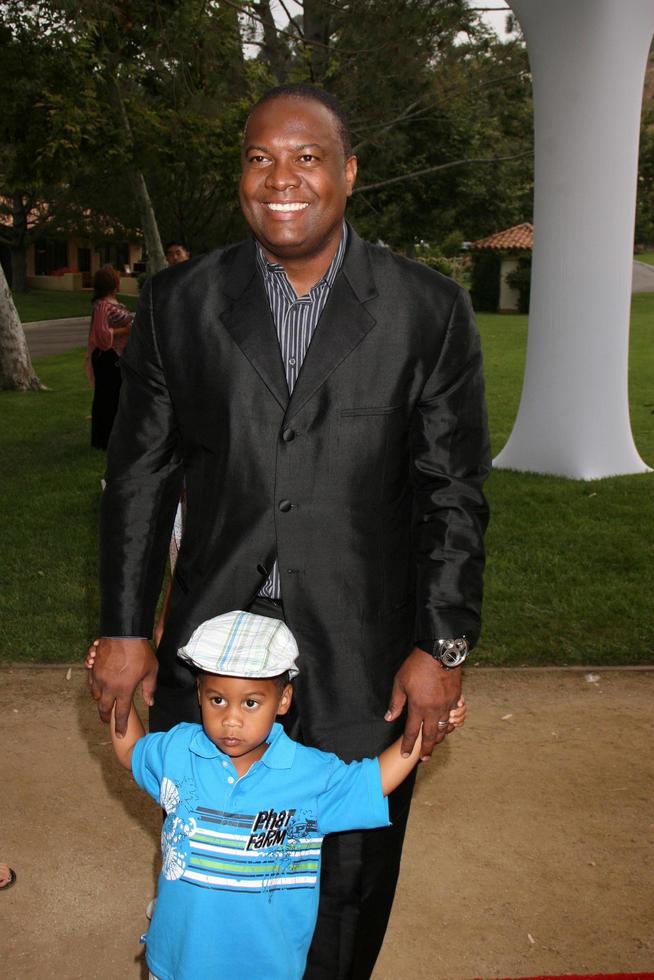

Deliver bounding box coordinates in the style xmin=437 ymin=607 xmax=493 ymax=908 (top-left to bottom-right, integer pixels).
xmin=633 ymin=259 xmax=654 ymax=292
xmin=23 ymin=316 xmax=89 ymax=359
xmin=22 ymin=259 xmax=654 ymax=362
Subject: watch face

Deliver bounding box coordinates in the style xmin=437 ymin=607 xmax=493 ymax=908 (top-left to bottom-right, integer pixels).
xmin=438 ymin=638 xmax=468 ymax=668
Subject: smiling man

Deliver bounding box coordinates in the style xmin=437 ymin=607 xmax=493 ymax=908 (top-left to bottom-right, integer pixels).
xmin=92 ymin=83 xmax=491 ymax=979
xmin=239 ymin=92 xmax=357 ymax=296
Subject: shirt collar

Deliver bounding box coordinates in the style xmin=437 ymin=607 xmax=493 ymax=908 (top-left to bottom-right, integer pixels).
xmin=189 ymin=721 xmax=297 ymax=770
xmin=255 ymin=222 xmax=348 ymax=293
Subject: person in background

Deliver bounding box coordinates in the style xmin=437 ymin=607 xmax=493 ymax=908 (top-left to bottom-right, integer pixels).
xmin=154 ymin=240 xmax=190 ymax=634
xmin=86 ymin=266 xmax=133 ymax=451
xmin=153 ymin=495 xmax=185 ymax=648
xmin=164 ymin=241 xmax=191 ymax=265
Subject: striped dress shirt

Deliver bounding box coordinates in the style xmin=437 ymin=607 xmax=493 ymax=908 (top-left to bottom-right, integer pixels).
xmin=257 ymin=226 xmax=348 ymax=600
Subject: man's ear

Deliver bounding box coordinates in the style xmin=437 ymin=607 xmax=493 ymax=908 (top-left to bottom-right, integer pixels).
xmin=276 ymin=683 xmax=293 ymax=716
xmin=345 ymin=155 xmax=357 ymax=198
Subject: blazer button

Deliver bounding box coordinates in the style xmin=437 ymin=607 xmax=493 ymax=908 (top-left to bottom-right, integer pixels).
xmin=282 ymin=428 xmax=295 ymax=443
xmin=278 ymin=499 xmax=292 ymax=512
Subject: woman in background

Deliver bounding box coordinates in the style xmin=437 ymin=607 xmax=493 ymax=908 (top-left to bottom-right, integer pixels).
xmin=86 ymin=266 xmax=133 ymax=450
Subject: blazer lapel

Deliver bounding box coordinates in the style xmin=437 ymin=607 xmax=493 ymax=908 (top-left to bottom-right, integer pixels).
xmin=218 ymin=240 xmax=289 ymax=410
xmin=285 ymin=228 xmax=378 ymax=422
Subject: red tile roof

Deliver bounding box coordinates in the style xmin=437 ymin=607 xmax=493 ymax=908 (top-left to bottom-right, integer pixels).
xmin=470 ymin=222 xmax=533 ymax=252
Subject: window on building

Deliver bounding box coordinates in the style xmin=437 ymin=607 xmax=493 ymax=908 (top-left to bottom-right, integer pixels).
xmin=77 ymin=247 xmax=91 ymax=273
xmin=98 ymin=243 xmax=130 ymax=272
xmin=34 ymin=239 xmax=69 ymax=275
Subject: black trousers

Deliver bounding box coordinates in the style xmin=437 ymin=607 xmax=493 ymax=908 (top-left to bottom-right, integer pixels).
xmin=151 ymin=597 xmax=416 ymax=980
xmin=91 ymin=348 xmax=121 ymax=450
xmin=251 ymin=597 xmax=416 ymax=980
xmin=302 ymin=771 xmax=415 ymax=980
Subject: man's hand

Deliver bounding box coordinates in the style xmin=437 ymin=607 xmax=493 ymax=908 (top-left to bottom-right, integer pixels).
xmin=385 ymin=647 xmax=462 ymax=761
xmin=87 ymin=638 xmax=158 ymax=737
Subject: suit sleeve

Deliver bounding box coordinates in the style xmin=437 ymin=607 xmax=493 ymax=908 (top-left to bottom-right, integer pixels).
xmin=411 ymin=287 xmax=491 ymax=648
xmin=99 ymin=276 xmax=184 ymax=637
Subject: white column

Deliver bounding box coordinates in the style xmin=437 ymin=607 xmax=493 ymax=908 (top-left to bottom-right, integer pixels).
xmin=495 ymin=0 xmax=654 ymax=478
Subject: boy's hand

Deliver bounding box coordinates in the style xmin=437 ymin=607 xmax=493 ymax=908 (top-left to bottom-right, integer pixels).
xmin=449 ymin=696 xmax=466 ymax=729
xmin=84 ymin=641 xmax=98 ymax=670
xmin=86 ymin=637 xmax=158 ymax=737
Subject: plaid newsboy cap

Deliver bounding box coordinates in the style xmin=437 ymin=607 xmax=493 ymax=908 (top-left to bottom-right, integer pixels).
xmin=177 ymin=610 xmax=300 ymax=679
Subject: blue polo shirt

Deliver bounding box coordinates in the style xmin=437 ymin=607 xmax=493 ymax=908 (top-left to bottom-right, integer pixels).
xmin=132 ymin=722 xmax=389 ymax=980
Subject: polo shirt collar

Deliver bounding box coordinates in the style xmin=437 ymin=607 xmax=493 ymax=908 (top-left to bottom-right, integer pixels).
xmin=189 ymin=721 xmax=296 ymax=770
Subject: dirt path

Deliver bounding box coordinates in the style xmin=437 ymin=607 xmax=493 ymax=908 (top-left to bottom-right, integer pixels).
xmin=1 ymin=666 xmax=652 ymax=979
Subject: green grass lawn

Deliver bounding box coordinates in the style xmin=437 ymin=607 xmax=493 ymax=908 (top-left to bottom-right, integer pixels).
xmin=12 ymin=289 xmax=138 ymax=322
xmin=635 ymin=251 xmax=654 ymax=266
xmin=1 ymin=298 xmax=652 ymax=665
xmin=476 ymin=294 xmax=653 ymax=665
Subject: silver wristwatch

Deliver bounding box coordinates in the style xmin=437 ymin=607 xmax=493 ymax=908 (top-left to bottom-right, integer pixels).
xmin=431 ymin=637 xmax=469 ymax=670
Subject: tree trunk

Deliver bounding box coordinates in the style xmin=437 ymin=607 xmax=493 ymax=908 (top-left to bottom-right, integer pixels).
xmin=0 ymin=263 xmax=43 ymax=391
xmin=303 ymin=0 xmax=331 ymax=82
xmin=129 ymin=170 xmax=167 ymax=274
xmin=112 ymin=80 xmax=167 ymax=274
xmin=10 ymin=245 xmax=27 ymax=293
xmin=10 ymin=196 xmax=28 ymax=292
xmin=254 ymin=0 xmax=289 ymax=83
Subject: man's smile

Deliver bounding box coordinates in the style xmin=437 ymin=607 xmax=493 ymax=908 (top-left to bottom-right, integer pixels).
xmin=262 ymin=202 xmax=310 ymax=212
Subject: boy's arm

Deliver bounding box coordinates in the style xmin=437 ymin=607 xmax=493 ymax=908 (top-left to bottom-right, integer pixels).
xmin=110 ymin=702 xmax=146 ymax=769
xmin=378 ymin=731 xmax=424 ymax=796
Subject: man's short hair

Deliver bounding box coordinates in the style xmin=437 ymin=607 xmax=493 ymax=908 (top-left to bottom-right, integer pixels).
xmin=164 ymin=240 xmax=190 ymax=254
xmin=246 ymin=83 xmax=353 ymax=158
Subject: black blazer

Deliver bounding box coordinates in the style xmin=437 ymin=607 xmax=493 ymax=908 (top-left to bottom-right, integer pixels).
xmin=101 ymin=227 xmax=490 ymax=758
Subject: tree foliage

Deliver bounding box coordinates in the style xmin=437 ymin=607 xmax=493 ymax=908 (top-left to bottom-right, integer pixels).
xmin=4 ymin=1 xmax=654 ymax=263
xmin=2 ymin=0 xmax=537 ymax=263
xmin=236 ymin=0 xmax=535 ymax=249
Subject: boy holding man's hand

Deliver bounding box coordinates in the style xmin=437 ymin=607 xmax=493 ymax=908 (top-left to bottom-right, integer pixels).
xmin=87 ymin=611 xmax=465 ymax=980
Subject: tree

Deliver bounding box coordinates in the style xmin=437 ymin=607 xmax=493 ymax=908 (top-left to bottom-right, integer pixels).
xmin=2 ymin=0 xmax=537 ymax=273
xmin=0 ymin=10 xmax=87 ymax=289
xmin=237 ymin=0 xmax=534 ymax=250
xmin=37 ymin=0 xmax=251 ymax=260
xmin=0 ymin=263 xmax=42 ymax=390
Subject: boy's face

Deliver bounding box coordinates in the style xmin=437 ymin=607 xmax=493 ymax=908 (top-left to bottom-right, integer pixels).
xmin=197 ymin=673 xmax=292 ymax=777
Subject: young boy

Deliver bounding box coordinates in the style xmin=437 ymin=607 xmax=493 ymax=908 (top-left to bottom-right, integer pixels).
xmin=87 ymin=611 xmax=465 ymax=980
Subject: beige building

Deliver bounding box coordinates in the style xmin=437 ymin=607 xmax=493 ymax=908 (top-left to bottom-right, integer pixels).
xmin=26 ymin=235 xmax=143 ymax=295
xmin=470 ymin=222 xmax=533 ymax=312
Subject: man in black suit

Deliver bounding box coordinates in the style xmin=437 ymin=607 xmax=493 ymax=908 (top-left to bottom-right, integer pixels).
xmin=91 ymin=84 xmax=490 ymax=979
